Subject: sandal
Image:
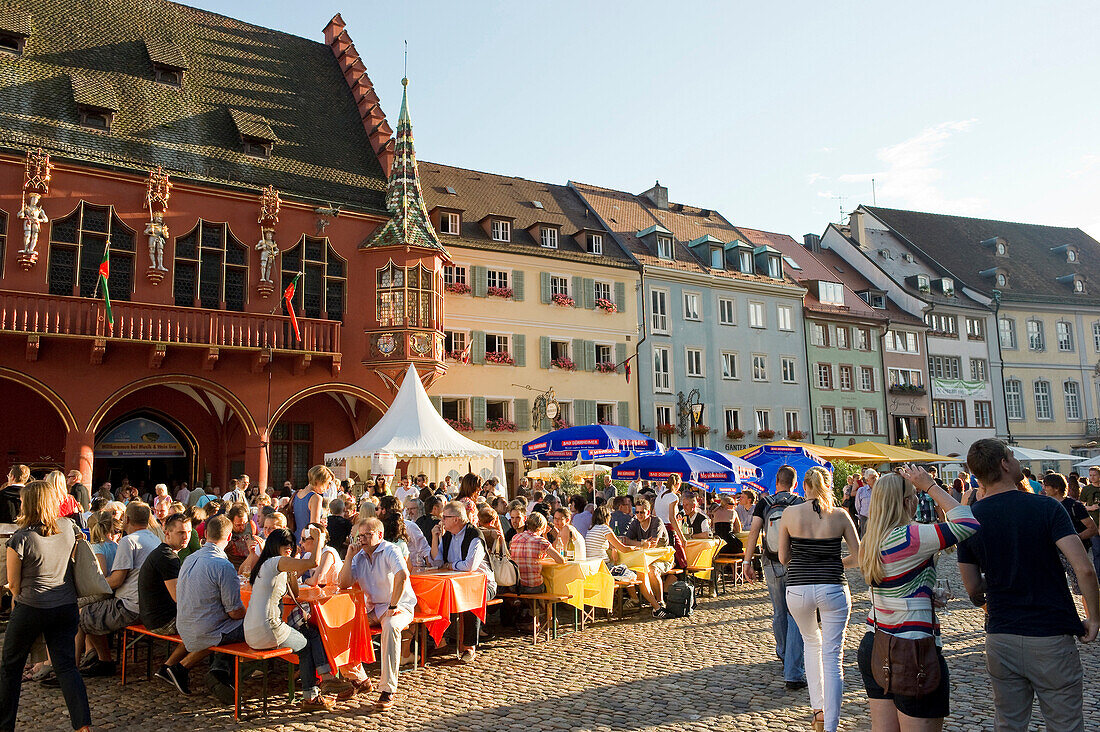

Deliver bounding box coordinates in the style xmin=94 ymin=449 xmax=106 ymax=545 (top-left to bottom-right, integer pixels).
xmin=32 ymin=664 xmax=54 ymax=682
xmin=811 ymin=710 xmax=824 ymax=732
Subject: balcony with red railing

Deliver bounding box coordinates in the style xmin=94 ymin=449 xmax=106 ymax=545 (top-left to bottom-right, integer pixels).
xmin=0 ymin=290 xmax=341 ymax=355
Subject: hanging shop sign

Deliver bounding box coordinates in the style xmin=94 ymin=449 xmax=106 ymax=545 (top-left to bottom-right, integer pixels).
xmin=94 ymin=417 xmax=186 ymax=458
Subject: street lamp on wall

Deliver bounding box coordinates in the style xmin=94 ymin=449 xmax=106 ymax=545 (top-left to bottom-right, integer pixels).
xmin=687 ymin=388 xmax=703 ymax=448
xmin=823 ymin=432 xmax=835 ymax=447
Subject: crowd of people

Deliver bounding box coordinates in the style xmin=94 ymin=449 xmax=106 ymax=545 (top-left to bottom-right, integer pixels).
xmin=1 ymin=445 xmax=1098 ymax=731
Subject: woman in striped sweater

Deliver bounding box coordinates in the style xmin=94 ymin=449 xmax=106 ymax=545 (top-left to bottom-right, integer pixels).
xmin=856 ymin=465 xmax=979 ymax=731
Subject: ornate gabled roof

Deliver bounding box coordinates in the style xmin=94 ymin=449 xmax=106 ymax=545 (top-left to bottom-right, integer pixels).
xmin=366 ymin=78 xmax=448 ymax=255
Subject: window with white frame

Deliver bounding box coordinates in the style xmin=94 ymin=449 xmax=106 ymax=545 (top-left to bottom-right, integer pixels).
xmin=657 ymin=235 xmax=673 ymax=259
xmin=999 ymin=317 xmax=1017 ymax=349
xmin=933 ymin=400 xmax=967 ymax=428
xmin=595 ymin=343 xmax=612 ymax=366
xmin=812 ymin=323 xmax=829 ymax=347
xmin=586 ymin=233 xmax=603 ymax=255
xmin=441 ymin=397 xmax=468 ymax=422
xmin=683 ymin=292 xmax=701 ymax=321
xmin=767 ymin=257 xmax=782 ymax=279
xmin=549 ymin=339 xmax=570 ymax=362
xmin=815 ymin=363 xmax=833 ymax=389
xmin=1005 ymin=379 xmax=1024 ymax=420
xmin=490 ymin=219 xmax=511 ymax=242
xmin=540 ymin=227 xmax=558 ymax=249
xmin=487 ymin=269 xmax=509 ymax=290
xmin=686 ymin=347 xmax=704 ymax=377
xmin=863 ymin=408 xmax=879 ymax=435
xmin=819 ymin=407 xmax=836 ymax=434
xmin=886 ymin=330 xmax=919 ymax=354
xmin=653 ymin=346 xmax=671 ymax=391
xmin=485 ymin=399 xmax=510 ymax=422
xmin=973 ymin=401 xmax=993 ymax=428
xmin=1064 ymin=380 xmax=1082 ymax=420
xmin=550 ymin=275 xmax=569 ymax=297
xmin=710 ymin=247 xmax=724 ymax=269
xmin=719 ymin=297 xmax=735 ymax=325
xmin=839 ymin=365 xmax=854 ymax=391
xmin=596 ymin=402 xmax=616 ymax=425
xmin=440 ymin=212 xmax=460 ymax=235
xmin=444 ymin=330 xmax=468 ymax=355
xmin=749 ymin=301 xmax=765 ymax=328
xmin=593 ymin=281 xmax=611 ymax=304
xmin=965 ymin=317 xmax=985 ymax=340
xmin=1026 ymin=320 xmax=1044 ymax=351
xmin=836 ymin=327 xmax=849 ymax=350
xmin=752 ymin=354 xmax=768 ymax=382
xmin=970 ymin=358 xmax=988 ymax=382
xmin=651 ymin=289 xmax=668 ymax=333
xmin=781 ymin=357 xmax=797 ymax=383
xmin=443 ymin=264 xmax=467 ymax=286
xmin=485 ymin=333 xmax=510 ymax=356
xmin=784 ymin=411 xmax=799 ymax=435
xmin=1094 ymin=322 xmax=1100 ymax=352
xmin=818 ymin=281 xmax=844 ymax=305
xmin=557 ymin=401 xmax=572 ymax=426
xmin=754 ymin=409 xmax=770 ymax=432
xmin=1057 ymin=321 xmax=1074 ymax=352
xmin=889 ymin=368 xmax=922 ymax=388
xmin=842 ymin=408 xmax=857 ymax=434
xmin=857 ymin=327 xmax=873 ymax=351
xmin=656 ymin=404 xmax=673 ymax=428
xmin=1034 ymin=380 xmax=1053 ymax=420
xmin=738 ymin=250 xmax=753 ymax=273
xmin=861 ymin=366 xmax=876 ymax=391
xmin=928 ymin=355 xmax=961 ymax=379
xmin=724 ymin=409 xmax=740 ymax=433
xmin=721 ymin=352 xmax=738 ymax=380
xmin=777 ymin=305 xmax=793 ymax=331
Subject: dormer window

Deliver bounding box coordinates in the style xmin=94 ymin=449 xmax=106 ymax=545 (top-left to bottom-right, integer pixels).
xmin=939 ymin=278 xmax=955 ymax=296
xmin=711 ymin=247 xmax=724 ymax=269
xmin=145 ymin=38 xmax=188 ymax=87
xmin=1057 ymin=274 xmax=1086 ymax=293
xmin=586 ymin=233 xmax=603 ymax=255
xmin=229 ymin=109 xmax=277 ymax=159
xmin=440 ymin=211 xmax=460 ymax=235
xmin=982 ymin=237 xmax=1008 ymax=256
xmin=766 ymin=256 xmax=782 ymax=278
xmin=753 ymin=245 xmax=783 ymax=280
xmin=858 ymin=289 xmax=887 ymax=309
xmin=997 ymin=272 xmax=1008 ymax=287
xmin=540 ymin=227 xmax=558 ymax=249
xmin=657 ymin=235 xmax=673 ymax=259
xmin=916 ymin=275 xmax=930 ymax=292
xmin=71 ymin=75 xmax=119 ymax=133
xmin=0 ymin=29 xmax=27 ymax=55
xmin=1075 ymin=279 xmax=1084 ymax=293
xmin=491 ymin=220 xmax=511 ymax=242
xmin=818 ymin=281 xmax=845 ymax=306
xmin=242 ymin=139 xmax=272 ymax=158
xmin=739 ymin=250 xmax=753 ymax=273
xmin=0 ymin=10 xmax=31 ymax=56
xmin=1052 ymin=244 xmax=1079 ymax=264
xmin=1068 ymin=249 xmax=1078 ymax=263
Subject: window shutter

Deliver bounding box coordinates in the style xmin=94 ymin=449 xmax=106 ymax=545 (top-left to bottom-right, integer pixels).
xmin=430 ymin=395 xmax=442 ymax=413
xmin=583 ymin=278 xmax=595 ymax=309
xmin=513 ymin=334 xmax=526 ymax=367
xmin=816 ymin=407 xmax=824 ymax=432
xmin=572 ymin=338 xmax=585 ymax=368
xmin=617 ymin=401 xmax=630 ymax=427
xmin=471 ymin=331 xmax=486 ymax=364
xmin=576 ymin=399 xmax=593 ymax=426
xmin=571 ymin=276 xmax=583 ymax=306
xmin=514 ymin=398 xmax=530 ymax=431
xmin=540 ymin=272 xmax=551 ymax=303
xmin=472 ymin=396 xmax=487 ymax=430
xmin=540 ymin=412 xmax=551 ymax=431
xmin=614 ymin=281 xmax=626 ymax=313
xmin=473 ymin=265 xmax=488 ymax=297
xmin=584 ymin=340 xmax=596 ymax=371
xmin=512 ymin=270 xmax=525 ymax=301
xmin=540 ymin=336 xmax=551 ymax=369
xmin=615 ymin=342 xmax=627 ymax=373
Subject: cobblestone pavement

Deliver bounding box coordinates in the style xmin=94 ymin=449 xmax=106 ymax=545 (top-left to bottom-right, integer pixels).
xmin=3 ymin=554 xmax=1097 ymax=731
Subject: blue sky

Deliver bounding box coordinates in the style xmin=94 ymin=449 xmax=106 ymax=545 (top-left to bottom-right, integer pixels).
xmin=195 ymin=1 xmax=1100 ymax=239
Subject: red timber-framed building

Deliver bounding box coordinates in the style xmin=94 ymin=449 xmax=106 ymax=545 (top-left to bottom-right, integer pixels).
xmin=0 ymin=3 xmax=449 ymax=492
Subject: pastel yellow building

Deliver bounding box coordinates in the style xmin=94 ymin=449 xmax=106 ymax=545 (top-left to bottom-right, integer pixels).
xmin=419 ymin=163 xmax=641 ymax=484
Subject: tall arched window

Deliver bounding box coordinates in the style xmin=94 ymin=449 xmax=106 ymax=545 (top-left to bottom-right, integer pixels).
xmin=280 ymin=235 xmax=346 ymax=321
xmin=0 ymin=209 xmax=7 ymax=278
xmin=376 ymin=261 xmax=438 ymax=329
xmin=173 ymin=221 xmax=248 ymax=311
xmin=47 ymin=202 xmax=135 ymax=299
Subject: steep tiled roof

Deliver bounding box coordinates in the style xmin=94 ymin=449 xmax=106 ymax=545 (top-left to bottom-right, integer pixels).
xmin=143 ymin=37 xmax=188 ymax=70
xmin=0 ymin=0 xmax=387 ymax=211
xmin=865 ymin=206 xmax=1100 ymax=305
xmin=0 ymin=7 xmax=32 ymax=37
xmin=751 ymin=229 xmax=886 ymax=322
xmin=70 ymin=73 xmax=119 ymax=111
xmin=813 ymin=247 xmax=924 ymax=327
xmin=419 ymin=163 xmax=634 ymax=267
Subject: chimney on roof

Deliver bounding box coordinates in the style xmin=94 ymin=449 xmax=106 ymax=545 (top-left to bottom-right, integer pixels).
xmin=641 ymin=180 xmax=668 ymax=210
xmin=803 ymin=233 xmax=821 ymax=253
xmin=849 ymin=208 xmax=867 ymax=248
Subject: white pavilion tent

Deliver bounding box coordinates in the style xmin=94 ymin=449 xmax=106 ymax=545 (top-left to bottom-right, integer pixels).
xmin=325 ymin=364 xmax=506 ymax=490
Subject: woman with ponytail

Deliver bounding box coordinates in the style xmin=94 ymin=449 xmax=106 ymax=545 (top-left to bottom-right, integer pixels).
xmin=856 ymin=465 xmax=979 ymax=731
xmin=777 ymin=467 xmax=859 ymax=732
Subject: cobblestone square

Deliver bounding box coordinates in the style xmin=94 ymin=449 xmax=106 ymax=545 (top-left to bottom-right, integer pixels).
xmin=6 ymin=554 xmax=1096 ymax=731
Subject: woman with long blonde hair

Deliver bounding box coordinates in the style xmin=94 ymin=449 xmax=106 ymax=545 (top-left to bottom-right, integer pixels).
xmin=777 ymin=467 xmax=859 ymax=732
xmin=0 ymin=480 xmax=93 ymax=731
xmin=856 ymin=465 xmax=979 ymax=731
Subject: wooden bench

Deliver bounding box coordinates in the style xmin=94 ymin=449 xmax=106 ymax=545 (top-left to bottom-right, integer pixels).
xmin=495 ymin=592 xmax=569 ymax=644
xmin=121 ymin=624 xmax=294 ymax=721
xmin=713 ymin=554 xmax=745 ymax=593
xmin=612 ymin=578 xmax=645 ymax=619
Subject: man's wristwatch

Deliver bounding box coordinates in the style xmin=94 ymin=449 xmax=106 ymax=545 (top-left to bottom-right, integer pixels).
xmin=388 ymin=604 xmax=397 ymax=610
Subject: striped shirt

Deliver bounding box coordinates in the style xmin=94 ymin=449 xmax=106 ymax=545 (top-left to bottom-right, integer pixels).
xmin=865 ymin=505 xmax=979 ymax=645
xmin=585 ymin=524 xmax=614 ymax=563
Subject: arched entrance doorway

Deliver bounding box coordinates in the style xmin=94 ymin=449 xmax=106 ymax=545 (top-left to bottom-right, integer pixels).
xmin=93 ymin=412 xmax=196 ymax=489
xmin=0 ymin=373 xmax=72 ymax=477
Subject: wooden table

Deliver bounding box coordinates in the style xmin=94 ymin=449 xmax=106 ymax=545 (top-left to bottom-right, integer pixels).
xmin=408 ymin=569 xmax=488 ymax=645
xmin=618 ymin=546 xmax=675 ymax=572
xmin=540 ymin=559 xmax=614 ymax=611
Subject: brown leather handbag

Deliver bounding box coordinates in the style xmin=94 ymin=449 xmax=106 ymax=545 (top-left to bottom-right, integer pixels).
xmin=870 ymin=588 xmax=941 ymax=697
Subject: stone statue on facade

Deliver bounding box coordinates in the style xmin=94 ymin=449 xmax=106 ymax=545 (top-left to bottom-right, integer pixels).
xmin=144 ymin=212 xmax=169 ymax=272
xmin=18 ymin=193 xmax=48 ymax=253
xmin=256 ymin=229 xmax=279 ymax=283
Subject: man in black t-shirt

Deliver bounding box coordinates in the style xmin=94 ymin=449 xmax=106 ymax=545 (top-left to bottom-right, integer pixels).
xmin=958 ymin=439 xmax=1099 ymax=731
xmin=137 ymin=512 xmax=204 ymax=695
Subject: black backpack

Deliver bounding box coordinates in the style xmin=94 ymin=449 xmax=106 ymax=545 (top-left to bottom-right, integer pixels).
xmin=664 ymin=580 xmax=696 ymax=618
xmin=761 ymin=492 xmax=803 ymax=561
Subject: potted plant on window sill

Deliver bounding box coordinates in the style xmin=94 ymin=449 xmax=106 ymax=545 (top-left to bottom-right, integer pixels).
xmin=551 ymin=417 xmax=572 ymax=430
xmin=691 ymin=424 xmax=710 ymax=436
xmin=786 ymin=430 xmax=806 ymax=441
xmin=551 ymin=293 xmax=575 ymax=307
xmin=486 ymin=418 xmax=517 ymax=432
xmin=484 ymin=351 xmax=515 ymax=365
xmin=756 ymin=429 xmax=776 ymax=441
xmin=657 ymin=423 xmax=677 ymax=437
xmin=595 ymin=361 xmax=617 ymax=373
xmin=444 ymin=417 xmax=474 ymax=432
xmin=487 ymin=286 xmax=513 ymax=299
xmin=595 ymin=298 xmax=617 ymax=313
xmin=551 ymin=356 xmax=577 ymax=371
xmin=444 ymin=282 xmax=471 ymax=294
xmin=726 ymin=428 xmax=745 ymax=440
xmin=888 ymin=383 xmax=926 ymax=396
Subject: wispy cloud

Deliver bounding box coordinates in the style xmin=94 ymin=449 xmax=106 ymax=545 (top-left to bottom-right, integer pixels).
xmin=834 ymin=120 xmax=985 ymax=213
xmin=1069 ymin=154 xmax=1100 ymax=178
xmin=806 ymin=172 xmax=827 ymax=185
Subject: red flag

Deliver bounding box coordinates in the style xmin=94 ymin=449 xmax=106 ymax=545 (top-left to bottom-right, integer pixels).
xmin=284 ymin=272 xmax=301 ymax=342
xmin=460 ymin=340 xmax=472 ymax=364
xmin=624 ymin=355 xmax=632 ymax=383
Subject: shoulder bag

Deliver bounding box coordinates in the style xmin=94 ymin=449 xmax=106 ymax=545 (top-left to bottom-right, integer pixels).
xmin=869 ymin=586 xmax=941 ymax=697
xmin=487 ymin=534 xmax=519 ymax=587
xmin=70 ymin=522 xmax=112 ymax=604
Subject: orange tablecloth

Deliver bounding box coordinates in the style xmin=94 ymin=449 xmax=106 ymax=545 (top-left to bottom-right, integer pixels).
xmin=409 ymin=569 xmax=488 ymax=644
xmin=240 ymin=584 xmax=374 ymax=670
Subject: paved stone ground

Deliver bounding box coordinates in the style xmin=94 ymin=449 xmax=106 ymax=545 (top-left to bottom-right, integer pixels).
xmin=3 ymin=553 xmax=1097 ymax=731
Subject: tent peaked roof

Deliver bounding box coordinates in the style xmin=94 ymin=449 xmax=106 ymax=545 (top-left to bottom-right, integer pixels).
xmin=325 ymin=364 xmax=500 ymax=460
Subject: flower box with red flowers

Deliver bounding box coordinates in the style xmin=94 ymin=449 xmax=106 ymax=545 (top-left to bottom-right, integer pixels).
xmin=444 ymin=282 xmax=471 ymax=295
xmin=446 ymin=350 xmax=468 ymax=361
xmin=487 ymin=286 xmax=513 ymax=299
xmin=444 ymin=417 xmax=474 ymax=432
xmin=595 ymin=298 xmax=617 ymax=314
xmin=551 ymin=356 xmax=576 ymax=371
xmin=756 ymin=429 xmax=776 ymax=440
xmin=551 ymin=417 xmax=572 ymax=430
xmin=484 ymin=351 xmax=514 ymax=365
xmin=691 ymin=424 xmax=710 ymax=436
xmin=486 ymin=418 xmax=517 ymax=432
xmin=657 ymin=423 xmax=677 ymax=436
xmin=595 ymin=361 xmax=617 ymax=373
xmin=551 ymin=293 xmax=575 ymax=307
xmin=726 ymin=428 xmax=745 ymax=440
xmin=786 ymin=430 xmax=806 ymax=441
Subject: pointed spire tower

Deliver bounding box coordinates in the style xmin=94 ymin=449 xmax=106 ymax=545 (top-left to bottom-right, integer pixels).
xmin=366 ymin=78 xmax=448 ymax=255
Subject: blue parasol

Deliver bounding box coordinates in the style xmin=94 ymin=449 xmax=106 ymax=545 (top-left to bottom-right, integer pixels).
xmin=611 ymin=449 xmax=742 ymax=485
xmin=522 ymin=424 xmax=662 ymax=461
xmin=738 ymin=444 xmax=833 ymax=496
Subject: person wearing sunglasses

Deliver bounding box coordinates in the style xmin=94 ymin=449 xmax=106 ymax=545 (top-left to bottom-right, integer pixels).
xmin=430 ymin=502 xmax=496 ymax=662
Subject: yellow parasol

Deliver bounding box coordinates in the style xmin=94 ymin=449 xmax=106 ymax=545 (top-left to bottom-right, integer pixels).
xmin=843 ymin=441 xmax=959 ymax=464
xmin=732 ymin=439 xmax=872 ymax=462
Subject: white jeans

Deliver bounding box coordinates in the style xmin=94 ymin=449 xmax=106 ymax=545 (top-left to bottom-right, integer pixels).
xmin=341 ymin=608 xmax=413 ymax=694
xmin=785 ymin=583 xmax=851 ymax=732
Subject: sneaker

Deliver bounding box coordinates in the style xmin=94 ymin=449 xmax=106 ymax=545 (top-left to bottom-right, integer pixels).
xmin=205 ymin=671 xmax=235 ymax=705
xmin=160 ymin=663 xmax=191 ymax=695
xmin=300 ymin=691 xmax=336 ymax=712
xmin=458 ymin=648 xmax=476 ymax=664
xmin=78 ymin=649 xmax=97 ymax=669
xmin=785 ymin=679 xmax=808 ymax=691
xmin=374 ymin=691 xmax=394 ymax=711
xmin=652 ymin=606 xmax=673 ymax=620
xmin=80 ymin=659 xmax=116 ymax=678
